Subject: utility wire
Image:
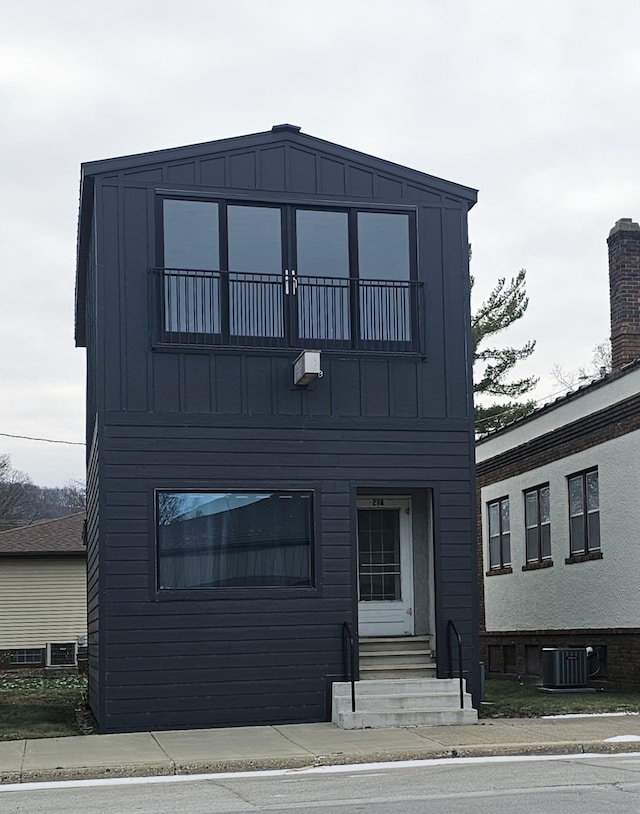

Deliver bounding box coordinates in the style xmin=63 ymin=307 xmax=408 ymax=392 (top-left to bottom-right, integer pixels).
xmin=0 ymin=383 xmax=582 ymax=443
xmin=0 ymin=432 xmax=85 ymax=446
xmin=475 ymin=383 xmax=586 ymax=431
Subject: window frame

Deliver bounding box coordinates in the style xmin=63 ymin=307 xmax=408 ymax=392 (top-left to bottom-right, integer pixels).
xmin=487 ymin=496 xmax=511 ymax=573
xmin=567 ymin=468 xmax=600 ymax=558
xmin=523 ymin=483 xmax=552 ymax=567
xmin=154 ymin=193 xmax=420 ymax=353
xmin=153 ymin=486 xmax=320 ymax=599
xmin=10 ymin=648 xmax=42 ymax=665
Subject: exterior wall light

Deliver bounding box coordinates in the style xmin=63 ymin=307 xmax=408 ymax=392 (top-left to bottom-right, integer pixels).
xmin=293 ymin=350 xmax=323 ymax=386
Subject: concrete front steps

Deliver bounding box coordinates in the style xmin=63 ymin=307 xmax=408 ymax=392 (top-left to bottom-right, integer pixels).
xmin=332 ymin=677 xmax=478 ymax=729
xmin=359 ymin=635 xmax=436 ymax=680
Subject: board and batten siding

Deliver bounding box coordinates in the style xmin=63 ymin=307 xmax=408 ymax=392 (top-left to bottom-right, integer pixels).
xmin=0 ymin=558 xmax=87 ymax=648
xmin=78 ymin=129 xmax=479 ymax=732
xmin=90 ymin=155 xmax=472 ymax=422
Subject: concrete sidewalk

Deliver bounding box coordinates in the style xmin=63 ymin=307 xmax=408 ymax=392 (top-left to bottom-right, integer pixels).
xmin=2 ymin=715 xmax=640 ymax=785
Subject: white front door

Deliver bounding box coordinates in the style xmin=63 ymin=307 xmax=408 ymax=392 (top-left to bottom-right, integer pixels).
xmin=357 ymin=496 xmax=414 ymax=637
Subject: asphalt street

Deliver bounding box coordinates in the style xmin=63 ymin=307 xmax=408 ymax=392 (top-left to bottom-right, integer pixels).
xmin=2 ymin=752 xmax=640 ymax=813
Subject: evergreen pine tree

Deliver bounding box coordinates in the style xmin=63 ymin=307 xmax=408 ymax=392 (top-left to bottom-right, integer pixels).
xmin=472 ymin=269 xmax=537 ymax=433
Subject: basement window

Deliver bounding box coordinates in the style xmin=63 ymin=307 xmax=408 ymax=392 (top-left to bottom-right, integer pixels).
xmin=10 ymin=649 xmax=42 ymax=665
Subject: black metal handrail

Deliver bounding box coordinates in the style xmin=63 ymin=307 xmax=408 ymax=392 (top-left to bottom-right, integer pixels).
xmin=342 ymin=621 xmax=357 ymax=713
xmin=446 ymin=619 xmax=465 ymax=710
xmin=152 ymin=267 xmax=422 ymax=353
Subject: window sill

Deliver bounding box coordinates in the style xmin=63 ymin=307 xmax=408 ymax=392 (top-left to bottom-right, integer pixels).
xmin=152 ymin=342 xmax=424 ymax=359
xmin=486 ymin=566 xmax=513 ymax=577
xmin=565 ymin=551 xmax=603 ymax=565
xmin=154 ymin=585 xmax=319 ymax=601
xmin=522 ymin=559 xmax=553 ymax=572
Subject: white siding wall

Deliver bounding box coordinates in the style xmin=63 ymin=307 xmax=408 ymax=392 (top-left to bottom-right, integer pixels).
xmin=0 ymin=557 xmax=87 ymax=648
xmin=482 ymin=429 xmax=640 ymax=631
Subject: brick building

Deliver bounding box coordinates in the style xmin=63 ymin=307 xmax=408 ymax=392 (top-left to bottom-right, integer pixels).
xmin=476 ymin=218 xmax=640 ymax=689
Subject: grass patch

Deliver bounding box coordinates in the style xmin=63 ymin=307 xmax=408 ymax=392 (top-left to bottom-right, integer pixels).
xmin=481 ymin=677 xmax=640 ymax=718
xmin=0 ymin=673 xmax=91 ymax=740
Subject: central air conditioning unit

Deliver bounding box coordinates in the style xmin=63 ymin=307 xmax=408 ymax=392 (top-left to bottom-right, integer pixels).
xmin=46 ymin=642 xmax=77 ymax=667
xmin=542 ymin=647 xmax=588 ymax=689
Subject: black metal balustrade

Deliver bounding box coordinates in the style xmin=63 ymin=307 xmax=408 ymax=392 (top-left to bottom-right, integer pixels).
xmin=153 ymin=268 xmax=422 ymax=353
xmin=446 ymin=619 xmax=465 ymax=710
xmin=342 ymin=621 xmax=357 ymax=713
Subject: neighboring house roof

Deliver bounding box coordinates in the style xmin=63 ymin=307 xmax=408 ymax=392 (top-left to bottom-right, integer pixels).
xmin=477 ymin=357 xmax=640 ymax=450
xmin=0 ymin=512 xmax=85 ymax=556
xmin=475 ymin=359 xmax=640 ymax=474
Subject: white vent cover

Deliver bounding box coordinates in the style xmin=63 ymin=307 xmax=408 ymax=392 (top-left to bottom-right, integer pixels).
xmin=293 ymin=350 xmax=323 ymax=386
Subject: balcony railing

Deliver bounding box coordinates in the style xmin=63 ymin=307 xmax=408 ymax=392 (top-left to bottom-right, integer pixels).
xmin=152 ymin=268 xmax=423 ymax=353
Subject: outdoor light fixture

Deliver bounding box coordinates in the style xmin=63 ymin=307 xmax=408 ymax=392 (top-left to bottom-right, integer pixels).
xmin=293 ymin=350 xmax=323 ymax=386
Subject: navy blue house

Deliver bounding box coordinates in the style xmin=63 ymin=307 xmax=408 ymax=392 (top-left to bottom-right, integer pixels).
xmin=75 ymin=125 xmax=479 ymax=733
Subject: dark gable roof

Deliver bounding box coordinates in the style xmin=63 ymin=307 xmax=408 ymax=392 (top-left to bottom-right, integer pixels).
xmin=0 ymin=512 xmax=85 ymax=556
xmin=79 ymin=124 xmax=478 ymax=202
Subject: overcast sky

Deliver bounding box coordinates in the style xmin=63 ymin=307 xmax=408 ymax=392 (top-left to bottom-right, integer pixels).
xmin=2 ymin=0 xmax=639 ymax=486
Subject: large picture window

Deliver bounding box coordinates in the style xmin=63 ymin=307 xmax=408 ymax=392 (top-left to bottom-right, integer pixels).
xmin=158 ymin=198 xmax=419 ymax=352
xmin=568 ymin=469 xmax=600 ymax=555
xmin=157 ymin=491 xmax=314 ymax=590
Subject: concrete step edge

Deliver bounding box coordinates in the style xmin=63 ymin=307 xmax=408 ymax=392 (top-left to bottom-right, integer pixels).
xmin=334 ymin=710 xmax=479 ymax=728
xmin=360 ymin=636 xmax=432 ymax=643
xmin=359 ymin=650 xmax=433 ymax=658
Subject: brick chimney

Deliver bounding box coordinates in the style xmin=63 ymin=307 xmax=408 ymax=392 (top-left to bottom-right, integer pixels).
xmin=607 ymin=218 xmax=640 ymax=371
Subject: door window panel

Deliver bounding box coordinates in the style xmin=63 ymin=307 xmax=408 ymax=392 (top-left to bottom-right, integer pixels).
xmin=358 ymin=508 xmax=401 ymax=601
xmin=227 ymin=205 xmax=283 ymax=337
xmin=163 ymin=200 xmax=220 ymax=333
xmin=357 ymin=212 xmax=411 ymax=342
xmin=164 ymin=200 xmax=219 ymax=271
xmin=296 ymin=210 xmax=350 ymax=340
xmin=357 ymin=212 xmax=410 ymax=281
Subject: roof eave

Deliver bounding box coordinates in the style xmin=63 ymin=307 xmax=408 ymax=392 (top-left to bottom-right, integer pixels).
xmin=75 ymin=172 xmax=94 ymax=347
xmin=79 ymin=127 xmax=478 ymax=204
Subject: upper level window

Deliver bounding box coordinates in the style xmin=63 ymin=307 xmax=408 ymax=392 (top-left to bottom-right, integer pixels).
xmin=568 ymin=469 xmax=600 ymax=555
xmin=157 ymin=199 xmax=419 ymax=352
xmin=488 ymin=497 xmax=510 ymax=570
xmin=524 ymin=484 xmax=551 ymax=563
xmin=163 ymin=199 xmax=220 ymax=271
xmin=157 ymin=490 xmax=314 ymax=590
xmin=163 ymin=200 xmax=220 ymax=334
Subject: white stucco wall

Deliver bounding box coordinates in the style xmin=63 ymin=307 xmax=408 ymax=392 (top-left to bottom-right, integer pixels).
xmin=482 ymin=429 xmax=640 ymax=632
